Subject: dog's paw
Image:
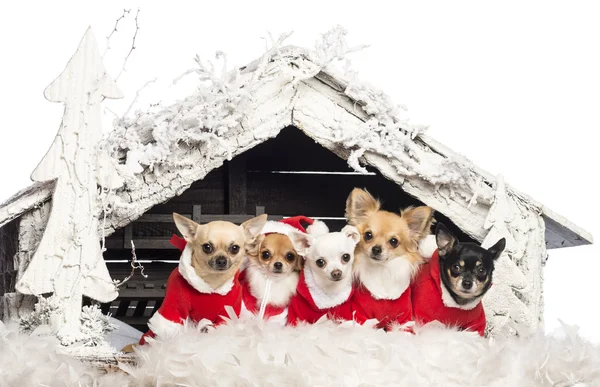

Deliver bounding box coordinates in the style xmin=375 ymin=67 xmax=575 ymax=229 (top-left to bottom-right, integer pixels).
xmin=121 ymin=343 xmax=137 ymax=353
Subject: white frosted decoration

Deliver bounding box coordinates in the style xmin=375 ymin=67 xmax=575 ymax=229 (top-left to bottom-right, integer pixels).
xmin=15 ymin=27 xmax=122 ymax=341
xmin=481 ymin=175 xmax=546 ymax=337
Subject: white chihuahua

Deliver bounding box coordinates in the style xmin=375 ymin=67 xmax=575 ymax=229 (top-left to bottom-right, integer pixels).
xmin=286 ymin=225 xmax=360 ymax=325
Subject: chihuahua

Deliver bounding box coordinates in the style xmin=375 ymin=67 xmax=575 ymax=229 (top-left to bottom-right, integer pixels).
xmin=286 ymin=225 xmax=361 ymax=325
xmin=137 ymin=213 xmax=267 ymax=346
xmin=345 ymin=188 xmax=434 ymax=329
xmin=240 ymin=216 xmax=327 ymax=321
xmin=241 ymin=235 xmax=300 ymax=320
xmin=411 ymin=222 xmax=506 ymax=336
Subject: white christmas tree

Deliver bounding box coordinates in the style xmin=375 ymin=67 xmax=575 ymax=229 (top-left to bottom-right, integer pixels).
xmin=16 ymin=27 xmax=122 ymax=342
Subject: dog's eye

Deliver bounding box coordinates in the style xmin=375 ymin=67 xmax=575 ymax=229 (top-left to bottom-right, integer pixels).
xmin=261 ymin=251 xmax=271 ymax=260
xmin=285 ymin=252 xmax=295 ymax=262
xmin=230 ymin=245 xmax=240 ymax=254
xmin=389 ymin=238 xmax=399 ymax=247
xmin=364 ymin=231 xmax=373 ymax=241
xmin=451 ymin=264 xmax=461 ymax=273
xmin=316 ymin=259 xmax=326 ymax=268
xmin=202 ymin=244 xmax=213 ymax=254
xmin=341 ymin=253 xmax=351 ymax=263
xmin=477 ymin=267 xmax=486 ymax=276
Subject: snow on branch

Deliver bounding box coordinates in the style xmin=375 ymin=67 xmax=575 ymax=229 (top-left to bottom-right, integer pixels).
xmin=314 ymin=25 xmax=368 ymax=68
xmin=79 ymin=304 xmax=117 ymax=347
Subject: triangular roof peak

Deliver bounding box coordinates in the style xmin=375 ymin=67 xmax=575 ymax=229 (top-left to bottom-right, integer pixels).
xmin=0 ymin=42 xmax=592 ymax=250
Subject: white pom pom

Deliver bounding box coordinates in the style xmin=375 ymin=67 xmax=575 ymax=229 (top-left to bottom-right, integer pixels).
xmin=418 ymin=235 xmax=437 ymax=259
xmin=306 ymin=220 xmax=329 ymax=237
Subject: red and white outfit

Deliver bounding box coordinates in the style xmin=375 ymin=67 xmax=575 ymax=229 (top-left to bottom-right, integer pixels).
xmin=286 ymin=268 xmax=354 ymax=326
xmin=239 ymin=216 xmax=326 ymax=323
xmin=350 ymin=257 xmax=416 ymax=331
xmin=351 ymin=284 xmax=412 ymax=330
xmin=139 ymin=238 xmax=242 ymax=345
xmin=411 ymin=249 xmax=486 ymax=336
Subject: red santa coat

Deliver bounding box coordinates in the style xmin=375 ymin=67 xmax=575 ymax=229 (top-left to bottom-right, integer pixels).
xmin=411 ymin=250 xmax=486 ymax=336
xmin=239 ymin=269 xmax=286 ymax=318
xmin=351 ymin=284 xmax=412 ymax=330
xmin=139 ymin=244 xmax=242 ymax=345
xmin=286 ymin=269 xmax=354 ymax=326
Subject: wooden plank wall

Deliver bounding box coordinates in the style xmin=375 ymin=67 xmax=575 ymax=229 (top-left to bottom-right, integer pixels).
xmin=0 ymin=219 xmax=18 ymax=298
xmin=102 ymin=126 xmax=475 ymax=331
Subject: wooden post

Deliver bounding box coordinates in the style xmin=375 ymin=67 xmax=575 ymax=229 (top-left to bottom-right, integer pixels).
xmin=226 ymin=153 xmax=247 ymax=214
xmin=192 ymin=205 xmax=202 ymax=223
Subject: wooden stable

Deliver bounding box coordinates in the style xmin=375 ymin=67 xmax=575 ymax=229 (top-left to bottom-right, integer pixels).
xmin=100 ymin=127 xmax=474 ymax=330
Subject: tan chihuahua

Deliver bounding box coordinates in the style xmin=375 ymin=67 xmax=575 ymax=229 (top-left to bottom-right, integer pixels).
xmin=346 ymin=188 xmax=434 ymax=328
xmin=126 ymin=213 xmax=267 ymax=352
xmin=241 ymin=233 xmax=303 ymax=318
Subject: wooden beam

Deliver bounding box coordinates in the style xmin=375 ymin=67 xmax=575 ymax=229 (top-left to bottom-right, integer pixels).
xmin=226 ymin=152 xmax=247 ymax=214
xmin=192 ymin=205 xmax=202 ymax=223
xmin=123 ymin=225 xmax=133 ymax=249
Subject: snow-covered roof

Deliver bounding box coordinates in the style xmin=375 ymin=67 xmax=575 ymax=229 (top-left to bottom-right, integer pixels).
xmin=0 ymin=39 xmax=592 ymax=250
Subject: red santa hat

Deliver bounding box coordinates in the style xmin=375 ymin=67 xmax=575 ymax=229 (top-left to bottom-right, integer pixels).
xmin=261 ymin=215 xmax=329 ymax=237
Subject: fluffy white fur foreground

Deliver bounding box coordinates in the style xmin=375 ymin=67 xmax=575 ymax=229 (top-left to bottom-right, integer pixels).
xmin=0 ymin=321 xmax=129 ymax=387
xmin=127 ymin=314 xmax=599 ymax=387
xmin=2 ymin=317 xmax=599 ymax=386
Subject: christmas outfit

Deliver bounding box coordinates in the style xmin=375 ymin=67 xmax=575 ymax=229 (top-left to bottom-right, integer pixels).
xmin=286 ymin=268 xmax=354 ymax=326
xmin=139 ymin=240 xmax=242 ymax=345
xmin=411 ymin=249 xmax=486 ymax=336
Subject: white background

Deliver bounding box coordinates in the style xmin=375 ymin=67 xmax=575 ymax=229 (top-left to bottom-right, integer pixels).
xmin=0 ymin=1 xmax=598 ymax=340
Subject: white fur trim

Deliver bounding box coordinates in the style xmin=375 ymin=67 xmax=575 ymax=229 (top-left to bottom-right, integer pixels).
xmin=303 ymin=267 xmax=352 ymax=309
xmin=148 ymin=313 xmax=182 ymax=337
xmin=261 ymin=221 xmax=302 ymax=237
xmin=245 ymin=264 xmax=299 ymax=307
xmin=418 ymin=235 xmax=437 ymax=259
xmin=178 ymin=245 xmax=235 ymax=295
xmin=354 ymin=256 xmax=415 ymax=300
xmin=439 ymin=278 xmax=482 ymax=310
xmin=306 ymin=220 xmax=329 ymax=237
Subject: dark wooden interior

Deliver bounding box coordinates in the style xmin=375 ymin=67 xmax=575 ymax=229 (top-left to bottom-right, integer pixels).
xmin=100 ymin=126 xmax=474 ymax=331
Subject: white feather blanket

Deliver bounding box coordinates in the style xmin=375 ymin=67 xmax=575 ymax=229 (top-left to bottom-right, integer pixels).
xmin=1 ymin=316 xmax=599 ymax=386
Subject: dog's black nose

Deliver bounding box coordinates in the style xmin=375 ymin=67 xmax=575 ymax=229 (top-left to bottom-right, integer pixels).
xmin=331 ymin=270 xmax=342 ymax=280
xmin=462 ymin=278 xmax=473 ymax=290
xmin=371 ymin=245 xmax=382 ymax=256
xmin=274 ymin=262 xmax=283 ymax=270
xmin=215 ymin=256 xmax=228 ymax=268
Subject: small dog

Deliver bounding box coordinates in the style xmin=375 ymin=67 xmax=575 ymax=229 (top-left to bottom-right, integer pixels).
xmin=345 ymin=188 xmax=434 ymax=329
xmin=240 ymin=216 xmax=324 ymax=321
xmin=286 ymin=225 xmax=360 ymax=325
xmin=411 ymin=222 xmax=506 ymax=336
xmin=137 ymin=213 xmax=267 ymax=345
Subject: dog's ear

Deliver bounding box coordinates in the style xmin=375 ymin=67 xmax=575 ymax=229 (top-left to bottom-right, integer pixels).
xmin=293 ymin=251 xmax=305 ymax=271
xmin=403 ymin=206 xmax=435 ymax=242
xmin=245 ymin=234 xmax=264 ymax=257
xmin=341 ymin=225 xmax=361 ymax=245
xmin=345 ymin=188 xmax=380 ymax=225
xmin=288 ymin=230 xmax=314 ymax=257
xmin=173 ymin=213 xmax=201 ymax=242
xmin=487 ymin=238 xmax=506 ymax=260
xmin=241 ymin=214 xmax=268 ymax=240
xmin=435 ymin=223 xmax=457 ymax=258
